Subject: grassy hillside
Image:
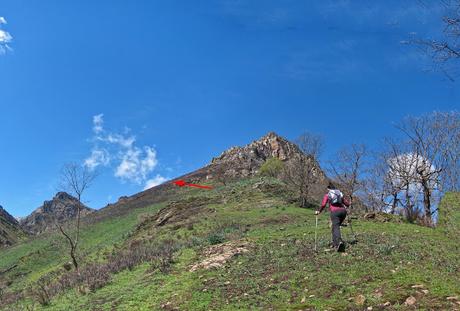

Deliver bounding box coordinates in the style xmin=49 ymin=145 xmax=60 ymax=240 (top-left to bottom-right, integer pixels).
xmin=1 ymin=179 xmax=459 ymax=310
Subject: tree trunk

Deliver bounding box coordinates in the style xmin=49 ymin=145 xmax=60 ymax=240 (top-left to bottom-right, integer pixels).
xmin=421 ymin=179 xmax=432 ymax=221
xmin=390 ymin=192 xmax=398 ymax=214
xmin=70 ymin=246 xmax=79 ymax=272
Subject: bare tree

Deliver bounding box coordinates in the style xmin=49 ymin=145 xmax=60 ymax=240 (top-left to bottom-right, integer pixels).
xmin=212 ymin=164 xmax=228 ymax=186
xmin=57 ymin=163 xmax=97 ymax=272
xmin=282 ymin=132 xmax=323 ymax=207
xmin=362 ymin=148 xmax=403 ymax=214
xmin=329 ymin=144 xmax=367 ymax=210
xmin=430 ymin=111 xmax=460 ymax=191
xmin=391 ymin=112 xmax=460 ymax=224
xmin=410 ymin=1 xmax=460 ymax=80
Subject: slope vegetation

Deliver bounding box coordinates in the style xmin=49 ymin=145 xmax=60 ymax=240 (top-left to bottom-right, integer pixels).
xmin=1 ymin=179 xmax=459 ymax=310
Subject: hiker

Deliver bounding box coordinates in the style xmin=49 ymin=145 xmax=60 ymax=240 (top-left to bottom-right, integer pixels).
xmin=315 ymin=182 xmax=351 ymax=252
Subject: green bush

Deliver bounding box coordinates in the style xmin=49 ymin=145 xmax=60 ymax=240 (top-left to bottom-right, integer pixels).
xmin=259 ymin=157 xmax=284 ymax=177
xmin=207 ymin=233 xmax=225 ymax=245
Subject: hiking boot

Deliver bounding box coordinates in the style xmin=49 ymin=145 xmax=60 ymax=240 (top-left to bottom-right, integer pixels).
xmin=337 ymin=242 xmax=346 ymax=252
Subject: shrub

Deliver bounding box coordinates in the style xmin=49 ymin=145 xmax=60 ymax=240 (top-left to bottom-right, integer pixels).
xmin=207 ymin=233 xmax=225 ymax=245
xmin=29 ymin=276 xmax=53 ymax=306
xmin=259 ymin=157 xmax=284 ymax=178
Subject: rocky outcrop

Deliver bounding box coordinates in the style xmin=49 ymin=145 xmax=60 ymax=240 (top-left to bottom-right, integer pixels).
xmin=0 ymin=205 xmax=25 ymax=247
xmin=20 ymin=192 xmax=94 ymax=235
xmin=205 ymin=132 xmax=326 ymax=181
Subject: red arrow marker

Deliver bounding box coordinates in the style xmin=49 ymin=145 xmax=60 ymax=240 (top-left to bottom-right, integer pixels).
xmin=173 ymin=180 xmax=213 ymax=190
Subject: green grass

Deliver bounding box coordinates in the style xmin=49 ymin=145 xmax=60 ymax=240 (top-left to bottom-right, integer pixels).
xmin=0 ymin=202 xmax=165 ymax=292
xmin=1 ymin=178 xmax=459 ymax=310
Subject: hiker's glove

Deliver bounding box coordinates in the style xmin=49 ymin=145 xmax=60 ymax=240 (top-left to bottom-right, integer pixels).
xmin=315 ymin=211 xmax=320 ymax=215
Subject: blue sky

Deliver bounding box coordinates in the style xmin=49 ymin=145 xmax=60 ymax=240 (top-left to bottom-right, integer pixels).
xmin=0 ymin=0 xmax=458 ymax=217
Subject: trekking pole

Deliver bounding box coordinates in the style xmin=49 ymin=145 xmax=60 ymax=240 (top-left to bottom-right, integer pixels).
xmin=347 ymin=204 xmax=358 ymax=243
xmin=314 ymin=214 xmax=318 ymax=252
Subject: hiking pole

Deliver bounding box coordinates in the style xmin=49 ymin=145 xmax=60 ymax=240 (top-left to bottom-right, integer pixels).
xmin=314 ymin=214 xmax=318 ymax=252
xmin=347 ymin=205 xmax=358 ymax=243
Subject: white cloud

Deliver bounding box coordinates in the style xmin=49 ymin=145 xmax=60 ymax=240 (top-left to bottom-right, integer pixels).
xmin=106 ymin=133 xmax=135 ymax=149
xmin=85 ymin=114 xmax=164 ymax=186
xmin=115 ymin=146 xmax=158 ymax=183
xmin=93 ymin=114 xmax=104 ymax=134
xmin=0 ymin=30 xmax=11 ymax=43
xmin=84 ymin=149 xmax=110 ymax=170
xmin=144 ymin=175 xmax=167 ymax=190
xmin=0 ymin=17 xmax=12 ymax=54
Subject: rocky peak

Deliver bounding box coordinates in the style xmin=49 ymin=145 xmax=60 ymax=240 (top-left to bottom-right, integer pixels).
xmin=204 ymin=132 xmax=322 ymax=180
xmin=0 ymin=205 xmax=24 ymax=247
xmin=20 ymin=192 xmax=93 ymax=235
xmin=0 ymin=205 xmax=19 ymax=227
xmin=212 ymin=132 xmax=301 ymax=165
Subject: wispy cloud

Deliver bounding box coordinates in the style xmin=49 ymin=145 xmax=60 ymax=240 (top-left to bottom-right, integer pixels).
xmin=85 ymin=114 xmax=166 ymax=189
xmin=143 ymin=175 xmax=167 ymax=190
xmin=0 ymin=16 xmax=12 ymax=54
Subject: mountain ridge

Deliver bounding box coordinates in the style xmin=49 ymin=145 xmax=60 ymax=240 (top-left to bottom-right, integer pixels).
xmin=20 ymin=192 xmax=94 ymax=235
xmin=0 ymin=205 xmax=25 ymax=247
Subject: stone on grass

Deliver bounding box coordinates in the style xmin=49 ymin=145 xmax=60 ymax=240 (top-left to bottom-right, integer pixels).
xmin=355 ymin=294 xmax=366 ymax=305
xmin=404 ymin=296 xmax=417 ymax=306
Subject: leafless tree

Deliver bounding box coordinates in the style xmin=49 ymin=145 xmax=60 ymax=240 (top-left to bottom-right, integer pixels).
xmin=329 ymin=144 xmax=367 ymax=210
xmin=282 ymin=132 xmax=323 ymax=207
xmin=57 ymin=163 xmax=97 ymax=272
xmin=361 ymin=148 xmax=401 ymax=214
xmin=429 ymin=111 xmax=460 ymax=191
xmin=395 ymin=114 xmax=456 ymax=222
xmin=212 ymin=164 xmax=228 ymax=186
xmin=410 ymin=1 xmax=460 ymax=80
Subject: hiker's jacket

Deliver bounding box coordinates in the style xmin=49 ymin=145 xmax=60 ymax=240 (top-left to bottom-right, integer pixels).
xmin=319 ymin=193 xmax=350 ymax=213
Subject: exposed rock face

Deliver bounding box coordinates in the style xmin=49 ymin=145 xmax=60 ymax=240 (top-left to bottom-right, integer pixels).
xmin=20 ymin=192 xmax=94 ymax=235
xmin=0 ymin=205 xmax=25 ymax=247
xmin=206 ymin=132 xmax=326 ymax=180
xmin=190 ymin=240 xmax=251 ymax=272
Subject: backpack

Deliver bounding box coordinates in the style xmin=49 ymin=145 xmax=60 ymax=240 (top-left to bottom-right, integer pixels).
xmin=328 ymin=189 xmax=343 ymax=205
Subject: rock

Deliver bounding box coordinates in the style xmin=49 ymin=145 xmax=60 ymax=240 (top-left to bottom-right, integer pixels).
xmin=301 ymin=297 xmax=306 ymax=303
xmin=447 ymin=296 xmax=458 ymax=301
xmin=404 ymin=296 xmax=416 ymax=306
xmin=421 ymin=290 xmax=429 ymax=294
xmin=411 ymin=284 xmax=424 ymax=289
xmin=20 ymin=192 xmax=93 ymax=234
xmin=190 ymin=240 xmax=251 ymax=272
xmin=355 ymin=295 xmax=366 ymax=305
xmin=208 ymin=132 xmax=326 ymax=182
xmin=63 ymin=262 xmax=73 ymax=271
xmin=383 ymin=302 xmax=391 ymax=307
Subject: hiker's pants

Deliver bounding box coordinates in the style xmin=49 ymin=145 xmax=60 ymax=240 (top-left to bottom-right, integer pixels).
xmin=331 ymin=209 xmax=347 ymax=247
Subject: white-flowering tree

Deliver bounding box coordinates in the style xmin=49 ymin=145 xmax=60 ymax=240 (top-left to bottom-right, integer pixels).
xmin=395 ymin=112 xmax=459 ymax=223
